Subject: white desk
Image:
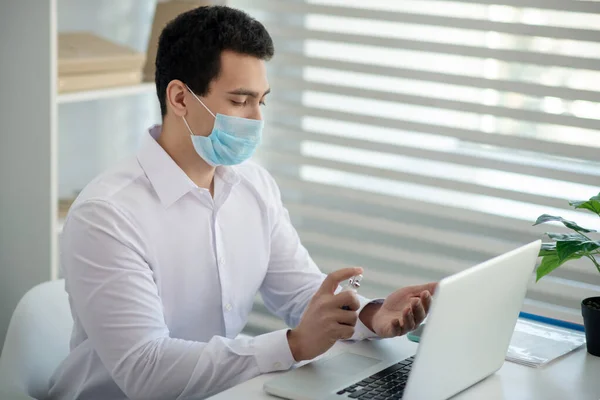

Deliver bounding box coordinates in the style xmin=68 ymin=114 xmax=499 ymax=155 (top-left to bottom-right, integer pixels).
xmin=209 ymin=336 xmax=600 ymax=400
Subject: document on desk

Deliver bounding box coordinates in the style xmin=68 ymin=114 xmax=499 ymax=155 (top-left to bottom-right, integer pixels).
xmin=506 ymin=318 xmax=586 ymax=368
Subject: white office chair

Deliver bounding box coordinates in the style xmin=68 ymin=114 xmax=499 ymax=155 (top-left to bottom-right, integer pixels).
xmin=0 ymin=279 xmax=256 ymax=399
xmin=0 ymin=279 xmax=73 ymax=400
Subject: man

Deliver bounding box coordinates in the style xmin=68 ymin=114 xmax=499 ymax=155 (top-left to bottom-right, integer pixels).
xmin=48 ymin=6 xmax=436 ymax=400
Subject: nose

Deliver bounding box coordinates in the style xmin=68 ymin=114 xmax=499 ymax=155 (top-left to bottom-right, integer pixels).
xmin=247 ymin=106 xmax=262 ymax=121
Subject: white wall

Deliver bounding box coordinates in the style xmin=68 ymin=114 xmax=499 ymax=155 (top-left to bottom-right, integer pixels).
xmin=0 ymin=0 xmax=57 ymax=348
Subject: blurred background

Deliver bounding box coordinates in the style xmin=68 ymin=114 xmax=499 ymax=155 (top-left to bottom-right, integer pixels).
xmin=0 ymin=0 xmax=599 ymax=348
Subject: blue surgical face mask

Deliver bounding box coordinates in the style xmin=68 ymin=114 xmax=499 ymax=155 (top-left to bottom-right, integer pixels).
xmin=182 ymin=84 xmax=264 ymax=167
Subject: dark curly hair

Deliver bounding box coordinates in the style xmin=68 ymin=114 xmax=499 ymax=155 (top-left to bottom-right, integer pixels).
xmin=155 ymin=5 xmax=274 ymax=117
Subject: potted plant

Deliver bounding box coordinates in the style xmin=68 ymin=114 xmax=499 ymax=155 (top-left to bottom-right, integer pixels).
xmin=534 ymin=192 xmax=600 ymax=356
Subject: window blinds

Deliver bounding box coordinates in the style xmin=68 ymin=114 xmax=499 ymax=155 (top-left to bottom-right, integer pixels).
xmin=231 ymin=0 xmax=600 ymax=336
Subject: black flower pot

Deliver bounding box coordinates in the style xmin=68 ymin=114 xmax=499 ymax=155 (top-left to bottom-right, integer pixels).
xmin=582 ymin=297 xmax=600 ymax=356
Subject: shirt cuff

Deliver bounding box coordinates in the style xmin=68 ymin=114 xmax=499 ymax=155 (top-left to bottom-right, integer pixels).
xmin=351 ymin=296 xmax=384 ymax=341
xmin=253 ymin=329 xmax=296 ymax=373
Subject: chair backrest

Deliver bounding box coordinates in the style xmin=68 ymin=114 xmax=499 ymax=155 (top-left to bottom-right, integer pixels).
xmin=0 ymin=279 xmax=73 ymax=399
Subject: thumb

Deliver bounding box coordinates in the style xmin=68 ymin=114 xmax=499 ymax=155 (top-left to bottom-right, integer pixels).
xmin=318 ymin=267 xmax=364 ymax=296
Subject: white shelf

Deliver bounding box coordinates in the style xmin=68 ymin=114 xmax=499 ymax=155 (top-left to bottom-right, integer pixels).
xmin=57 ymin=82 xmax=155 ymax=104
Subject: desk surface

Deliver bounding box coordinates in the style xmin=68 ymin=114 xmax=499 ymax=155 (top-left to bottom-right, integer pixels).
xmin=209 ymin=336 xmax=600 ymax=400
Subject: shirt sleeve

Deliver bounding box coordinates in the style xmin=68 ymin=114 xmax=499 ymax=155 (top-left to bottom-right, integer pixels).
xmin=352 ymin=297 xmax=384 ymax=341
xmin=61 ymin=200 xmax=295 ymax=400
xmin=258 ymin=175 xmax=379 ymax=342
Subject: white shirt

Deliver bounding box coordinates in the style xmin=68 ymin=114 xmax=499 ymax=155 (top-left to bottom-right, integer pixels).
xmin=47 ymin=125 xmax=377 ymax=400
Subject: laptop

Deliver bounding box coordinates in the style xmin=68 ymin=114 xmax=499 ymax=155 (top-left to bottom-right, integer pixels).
xmin=264 ymin=240 xmax=541 ymax=400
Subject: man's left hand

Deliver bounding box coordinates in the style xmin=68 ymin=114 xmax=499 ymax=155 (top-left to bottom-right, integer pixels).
xmin=360 ymin=282 xmax=437 ymax=338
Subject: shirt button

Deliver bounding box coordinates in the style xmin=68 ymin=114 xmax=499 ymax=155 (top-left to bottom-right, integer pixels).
xmin=218 ymin=256 xmax=225 ymax=265
xmin=225 ymin=303 xmax=232 ymax=312
xmin=273 ymin=362 xmax=282 ymax=369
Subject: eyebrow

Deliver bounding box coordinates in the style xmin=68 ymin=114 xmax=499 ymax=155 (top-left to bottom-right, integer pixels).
xmin=227 ymin=88 xmax=271 ymax=98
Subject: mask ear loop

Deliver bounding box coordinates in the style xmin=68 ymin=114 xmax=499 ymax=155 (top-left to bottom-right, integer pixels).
xmin=182 ymin=115 xmax=195 ymax=137
xmin=182 ymin=84 xmax=216 ymax=137
xmin=185 ymin=84 xmax=216 ymax=118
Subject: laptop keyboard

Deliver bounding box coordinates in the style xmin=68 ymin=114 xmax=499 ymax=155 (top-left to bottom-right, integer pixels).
xmin=335 ymin=356 xmax=415 ymax=400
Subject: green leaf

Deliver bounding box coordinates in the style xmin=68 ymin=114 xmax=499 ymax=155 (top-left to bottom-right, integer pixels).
xmin=556 ymin=240 xmax=600 ymax=263
xmin=569 ymin=193 xmax=600 ymax=216
xmin=545 ymin=232 xmax=589 ymax=242
xmin=533 ymin=214 xmax=596 ymax=233
xmin=539 ymin=242 xmax=556 ymax=256
xmin=537 ymin=251 xmax=600 ymax=281
xmin=536 ymin=253 xmax=570 ymax=281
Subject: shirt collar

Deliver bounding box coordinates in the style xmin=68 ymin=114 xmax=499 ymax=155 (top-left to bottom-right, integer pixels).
xmin=137 ymin=125 xmax=240 ymax=208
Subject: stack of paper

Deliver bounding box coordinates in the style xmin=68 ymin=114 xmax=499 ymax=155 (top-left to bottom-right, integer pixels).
xmin=506 ymin=319 xmax=586 ymax=368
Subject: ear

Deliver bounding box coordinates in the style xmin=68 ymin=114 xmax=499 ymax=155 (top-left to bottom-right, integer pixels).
xmin=166 ymin=80 xmax=188 ymax=117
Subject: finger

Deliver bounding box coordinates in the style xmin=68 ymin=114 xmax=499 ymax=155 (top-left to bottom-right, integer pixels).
xmin=335 ymin=325 xmax=355 ymax=340
xmin=394 ymin=309 xmax=408 ymax=336
xmin=335 ymin=310 xmax=359 ymax=327
xmin=420 ymin=290 xmax=433 ymax=313
xmin=392 ymin=309 xmax=411 ymax=337
xmin=404 ymin=307 xmax=416 ymax=333
xmin=318 ymin=267 xmax=364 ymax=295
xmin=425 ymin=282 xmax=438 ymax=295
xmin=407 ymin=282 xmax=438 ymax=297
xmin=332 ymin=291 xmax=361 ymax=311
xmin=391 ymin=318 xmax=403 ymax=337
xmin=413 ymin=321 xmax=423 ymax=332
xmin=412 ymin=298 xmax=427 ymax=324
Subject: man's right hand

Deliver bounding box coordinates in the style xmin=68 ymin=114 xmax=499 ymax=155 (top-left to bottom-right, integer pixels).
xmin=287 ymin=267 xmax=363 ymax=362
